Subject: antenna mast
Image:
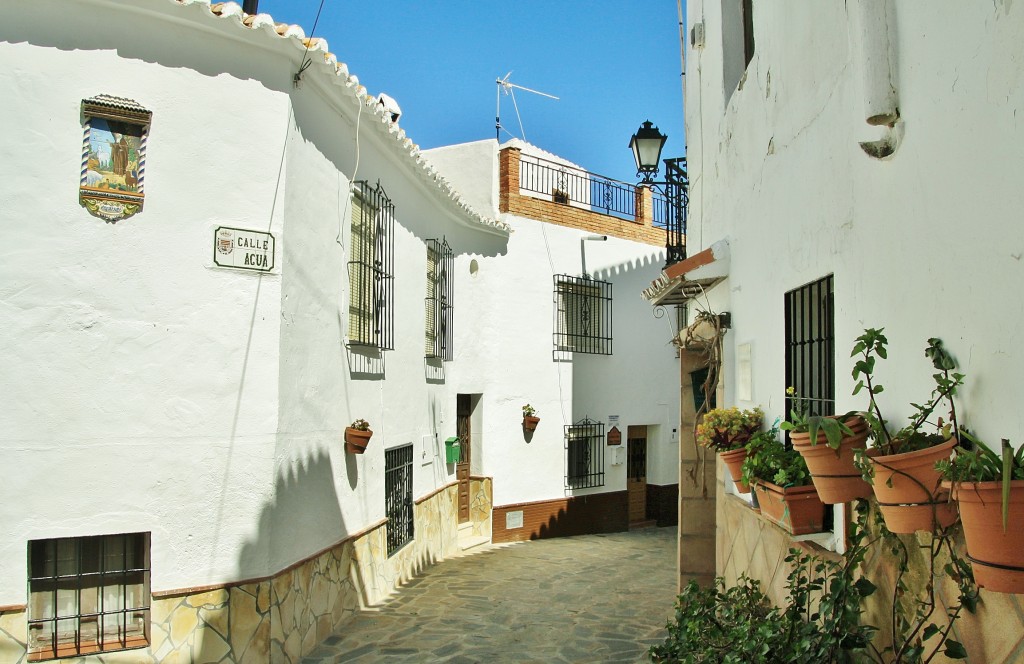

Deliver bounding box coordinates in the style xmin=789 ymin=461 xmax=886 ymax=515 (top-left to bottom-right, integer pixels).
xmin=495 ymin=72 xmax=559 ymax=142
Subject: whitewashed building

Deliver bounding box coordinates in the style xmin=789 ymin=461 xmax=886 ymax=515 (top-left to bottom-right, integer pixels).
xmin=644 ymin=0 xmax=1024 ymax=659
xmin=0 ymin=1 xmax=679 ymax=662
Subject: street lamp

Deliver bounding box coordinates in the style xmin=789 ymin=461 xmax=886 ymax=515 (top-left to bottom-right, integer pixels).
xmin=628 ymin=121 xmax=688 ymax=267
xmin=629 ymin=120 xmax=668 ymax=183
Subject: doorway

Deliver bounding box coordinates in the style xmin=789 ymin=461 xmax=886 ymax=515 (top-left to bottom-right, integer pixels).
xmin=456 ymin=394 xmax=473 ymax=524
xmin=627 ymin=425 xmax=648 ymax=524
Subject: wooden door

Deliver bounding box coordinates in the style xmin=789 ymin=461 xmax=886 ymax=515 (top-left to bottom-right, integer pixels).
xmin=456 ymin=394 xmax=472 ymax=523
xmin=627 ymin=425 xmax=648 ymax=523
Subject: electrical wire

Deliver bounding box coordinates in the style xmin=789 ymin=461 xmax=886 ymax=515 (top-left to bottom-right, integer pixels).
xmin=294 ymin=0 xmax=328 ymax=83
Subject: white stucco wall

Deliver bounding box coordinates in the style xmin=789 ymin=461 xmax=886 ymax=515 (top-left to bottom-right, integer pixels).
xmin=684 ymin=0 xmax=1024 ymax=444
xmin=0 ymin=0 xmax=507 ymax=605
xmin=429 ymin=141 xmax=682 ymax=506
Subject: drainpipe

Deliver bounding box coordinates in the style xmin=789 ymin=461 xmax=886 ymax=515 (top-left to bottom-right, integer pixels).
xmin=243 ymin=0 xmax=259 ymax=14
xmin=851 ymin=0 xmax=901 ymax=158
xmin=580 ymin=235 xmax=608 ymax=279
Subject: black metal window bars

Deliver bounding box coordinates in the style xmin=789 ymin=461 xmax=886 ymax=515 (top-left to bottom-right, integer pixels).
xmin=553 ymin=275 xmax=613 ymax=360
xmin=425 ymin=238 xmax=453 ymax=361
xmin=27 ymin=533 xmax=150 ymax=660
xmin=348 ymin=180 xmax=395 ymax=350
xmin=784 ymin=275 xmax=836 ymax=422
xmin=565 ymin=418 xmax=606 ymax=489
xmin=385 ymin=444 xmax=414 ymax=556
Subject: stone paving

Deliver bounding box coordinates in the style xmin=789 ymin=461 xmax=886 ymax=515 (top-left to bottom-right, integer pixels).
xmin=301 ymin=526 xmax=678 ymax=663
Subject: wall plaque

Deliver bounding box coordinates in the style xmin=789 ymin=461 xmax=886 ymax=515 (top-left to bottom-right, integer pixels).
xmin=80 ymin=95 xmax=151 ymax=222
xmin=214 ymin=226 xmax=276 ymax=272
xmin=607 ymin=425 xmax=621 ymax=446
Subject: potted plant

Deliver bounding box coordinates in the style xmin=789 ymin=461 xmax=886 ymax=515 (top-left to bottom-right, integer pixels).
xmin=851 ymin=330 xmax=959 ymax=534
xmin=696 ymin=406 xmax=763 ymax=493
xmin=522 ymin=404 xmax=540 ymax=431
xmin=344 ymin=418 xmax=373 ymax=454
xmin=741 ymin=425 xmax=825 ymax=535
xmin=938 ymin=435 xmax=1024 ymax=593
xmin=782 ymin=388 xmax=872 ymax=504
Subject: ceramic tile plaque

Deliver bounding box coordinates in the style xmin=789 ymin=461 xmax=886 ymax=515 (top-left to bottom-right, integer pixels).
xmin=213 ymin=226 xmax=275 ymax=272
xmin=80 ymin=95 xmax=151 ymax=222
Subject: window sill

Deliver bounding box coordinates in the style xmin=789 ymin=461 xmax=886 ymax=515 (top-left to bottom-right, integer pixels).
xmin=28 ymin=635 xmax=148 ymax=662
xmin=725 ymin=492 xmax=842 ymax=554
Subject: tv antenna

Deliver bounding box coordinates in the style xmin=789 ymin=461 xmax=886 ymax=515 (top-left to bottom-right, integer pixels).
xmin=495 ymin=72 xmax=559 ymax=142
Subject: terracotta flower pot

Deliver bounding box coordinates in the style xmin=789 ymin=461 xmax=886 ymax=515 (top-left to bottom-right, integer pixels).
xmin=753 ymin=480 xmax=826 ymax=535
xmin=946 ymin=479 xmax=1024 ymax=594
xmin=719 ymin=447 xmax=751 ymax=493
xmin=791 ymin=415 xmax=873 ymax=504
xmin=344 ymin=427 xmax=373 ymax=454
xmin=866 ymin=437 xmax=958 ymax=534
xmin=523 ymin=416 xmax=540 ymax=432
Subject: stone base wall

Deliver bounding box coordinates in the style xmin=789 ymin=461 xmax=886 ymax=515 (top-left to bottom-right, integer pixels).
xmin=469 ymin=477 xmax=493 ymax=540
xmin=716 ymin=463 xmax=1024 ymax=663
xmin=0 ymin=482 xmax=480 ymax=664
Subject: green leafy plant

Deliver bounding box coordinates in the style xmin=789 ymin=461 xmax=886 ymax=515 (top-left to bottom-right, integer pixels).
xmin=937 ymin=432 xmax=1024 ymax=530
xmin=650 ymin=504 xmax=878 ymax=663
xmin=851 ymin=329 xmax=963 ymax=458
xmin=779 ymin=386 xmax=856 ymax=450
xmin=522 ymin=404 xmax=537 ymax=417
xmin=741 ymin=421 xmax=811 ymax=488
xmin=650 ymin=500 xmax=977 ymax=664
xmin=349 ymin=418 xmax=370 ymax=431
xmin=696 ymin=406 xmax=763 ymax=452
xmin=867 ymin=504 xmax=977 ymax=662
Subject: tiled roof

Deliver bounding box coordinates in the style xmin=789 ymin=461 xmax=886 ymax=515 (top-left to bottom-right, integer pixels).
xmin=174 ymin=1 xmax=510 ymax=235
xmin=641 ymin=241 xmax=730 ymax=305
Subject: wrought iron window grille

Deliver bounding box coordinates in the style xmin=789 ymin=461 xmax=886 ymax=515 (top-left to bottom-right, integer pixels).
xmin=425 ymin=238 xmax=453 ymax=361
xmin=385 ymin=444 xmax=414 ymax=556
xmin=553 ymin=274 xmax=613 ymax=360
xmin=785 ymin=275 xmax=836 ymax=424
xmin=27 ymin=533 xmax=151 ymax=660
xmin=564 ymin=417 xmax=606 ymax=489
xmin=347 ymin=180 xmax=395 ymax=351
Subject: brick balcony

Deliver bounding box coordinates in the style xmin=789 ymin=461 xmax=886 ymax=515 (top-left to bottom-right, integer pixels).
xmin=498 ymin=147 xmax=669 ymax=247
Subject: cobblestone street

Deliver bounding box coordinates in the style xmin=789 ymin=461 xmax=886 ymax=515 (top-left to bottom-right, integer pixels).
xmin=302 ymin=527 xmax=678 ymax=663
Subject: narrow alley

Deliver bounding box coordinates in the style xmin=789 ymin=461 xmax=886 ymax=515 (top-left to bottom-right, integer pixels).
xmin=302 ymin=527 xmax=678 ymax=663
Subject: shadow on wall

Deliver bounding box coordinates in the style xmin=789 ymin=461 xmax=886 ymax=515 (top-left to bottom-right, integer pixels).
xmin=193 ymin=447 xmax=362 ymax=664
xmin=591 ymin=251 xmax=665 ymax=280
xmin=495 ymin=495 xmax=630 ymax=541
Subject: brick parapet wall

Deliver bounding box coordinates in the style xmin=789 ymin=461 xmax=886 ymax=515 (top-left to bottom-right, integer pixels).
xmin=498 ymin=147 xmax=668 ymax=247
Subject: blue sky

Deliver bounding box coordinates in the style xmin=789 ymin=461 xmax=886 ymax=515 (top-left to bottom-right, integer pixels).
xmin=258 ymin=1 xmax=685 ymax=184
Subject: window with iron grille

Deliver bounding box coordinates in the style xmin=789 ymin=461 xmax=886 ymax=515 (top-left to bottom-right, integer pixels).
xmin=553 ymin=275 xmax=612 ymax=357
xmin=425 ymin=238 xmax=453 ymax=360
xmin=785 ymin=275 xmax=835 ymax=420
xmin=564 ymin=418 xmax=605 ymax=489
xmin=28 ymin=533 xmax=150 ymax=660
xmin=385 ymin=444 xmax=414 ymax=556
xmin=348 ymin=181 xmax=395 ymax=350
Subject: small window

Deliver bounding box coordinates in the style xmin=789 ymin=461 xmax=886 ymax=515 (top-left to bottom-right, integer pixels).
xmin=348 ymin=181 xmax=395 ymax=350
xmin=784 ymin=275 xmax=835 ymax=419
xmin=742 ymin=0 xmax=755 ymax=68
xmin=28 ymin=533 xmax=150 ymax=661
xmin=722 ymin=0 xmax=756 ymax=100
xmin=425 ymin=238 xmax=453 ymax=360
xmin=565 ymin=418 xmax=606 ymax=489
xmin=553 ymin=275 xmax=613 ymax=358
xmin=385 ymin=445 xmax=414 ymax=556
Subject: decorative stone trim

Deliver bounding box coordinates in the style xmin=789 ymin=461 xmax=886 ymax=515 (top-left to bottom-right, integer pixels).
xmin=2 ymin=483 xmax=485 ymax=664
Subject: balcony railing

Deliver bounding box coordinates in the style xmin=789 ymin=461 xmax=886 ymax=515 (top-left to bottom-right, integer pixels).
xmin=518 ymin=155 xmax=668 ymax=227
